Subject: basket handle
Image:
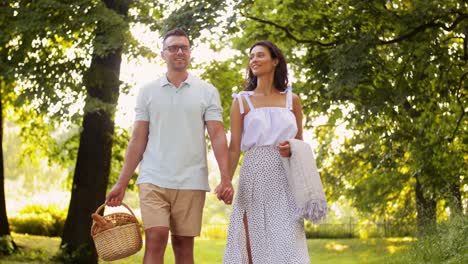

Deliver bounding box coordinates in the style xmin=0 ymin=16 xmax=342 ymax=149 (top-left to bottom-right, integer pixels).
xmin=94 ymin=202 xmax=138 ymax=219
xmin=91 ymin=202 xmax=138 ymax=237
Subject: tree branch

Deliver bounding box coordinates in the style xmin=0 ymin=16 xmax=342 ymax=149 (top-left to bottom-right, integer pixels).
xmin=241 ymin=11 xmax=339 ymax=47
xmin=464 ymin=26 xmax=467 ymax=61
xmin=379 ymin=13 xmax=468 ymax=45
xmin=447 ymin=71 xmax=468 ymax=142
xmin=449 ymin=111 xmax=465 ymax=143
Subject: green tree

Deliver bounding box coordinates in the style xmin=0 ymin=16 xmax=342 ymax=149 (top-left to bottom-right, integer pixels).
xmin=0 ymin=80 xmax=16 ymax=255
xmin=0 ymin=0 xmax=104 ymax=256
xmin=1 ymin=0 xmax=231 ymax=261
xmin=224 ymin=0 xmax=467 ymax=235
xmin=200 ymin=58 xmax=245 ymax=128
xmin=59 ymin=1 xmax=131 ymax=262
xmin=59 ymin=0 xmax=230 ymax=261
xmin=1 ymin=2 xmax=19 ymax=253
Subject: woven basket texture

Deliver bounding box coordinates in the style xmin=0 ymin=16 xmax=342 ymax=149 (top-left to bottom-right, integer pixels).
xmin=91 ymin=204 xmax=142 ymax=261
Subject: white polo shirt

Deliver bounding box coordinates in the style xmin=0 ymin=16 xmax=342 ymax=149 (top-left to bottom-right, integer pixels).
xmin=134 ymin=73 xmax=223 ymax=191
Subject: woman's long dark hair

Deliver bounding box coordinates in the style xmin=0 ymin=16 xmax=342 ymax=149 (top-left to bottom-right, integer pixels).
xmin=245 ymin=41 xmax=288 ymax=91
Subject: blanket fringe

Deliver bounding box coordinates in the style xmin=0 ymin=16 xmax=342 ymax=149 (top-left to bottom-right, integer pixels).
xmin=296 ymin=199 xmax=328 ymax=224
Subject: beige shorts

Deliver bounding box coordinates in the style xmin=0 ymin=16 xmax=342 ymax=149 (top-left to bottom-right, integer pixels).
xmin=138 ymin=183 xmax=206 ymax=237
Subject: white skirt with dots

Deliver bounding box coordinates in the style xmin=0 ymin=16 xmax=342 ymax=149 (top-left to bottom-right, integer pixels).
xmin=223 ymin=146 xmax=310 ymax=264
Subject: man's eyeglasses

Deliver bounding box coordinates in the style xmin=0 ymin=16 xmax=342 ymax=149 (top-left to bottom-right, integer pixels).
xmin=164 ymin=45 xmax=191 ymax=53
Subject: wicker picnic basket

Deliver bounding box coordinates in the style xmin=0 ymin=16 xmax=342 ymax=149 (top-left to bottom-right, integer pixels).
xmin=91 ymin=202 xmax=143 ymax=261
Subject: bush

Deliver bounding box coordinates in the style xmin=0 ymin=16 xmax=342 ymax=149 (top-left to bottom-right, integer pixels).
xmin=386 ymin=215 xmax=468 ymax=264
xmin=304 ymin=221 xmax=356 ymax=238
xmin=9 ymin=204 xmax=67 ymax=237
xmin=200 ymin=225 xmax=228 ymax=240
xmin=0 ymin=235 xmax=17 ymax=255
xmin=304 ymin=220 xmax=416 ymax=239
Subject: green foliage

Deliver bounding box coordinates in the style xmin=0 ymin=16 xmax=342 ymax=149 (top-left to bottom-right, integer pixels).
xmin=2 ymin=0 xmax=97 ymax=116
xmin=223 ymin=0 xmax=468 ymax=229
xmin=200 ymin=225 xmax=228 ymax=240
xmin=54 ymin=243 xmax=94 ymax=264
xmin=9 ymin=204 xmax=66 ymax=237
xmin=162 ymin=0 xmax=228 ymax=40
xmin=199 ymin=58 xmax=245 ymax=129
xmin=304 ymin=219 xmax=416 ymax=239
xmin=0 ymin=235 xmax=16 ymax=255
xmin=305 ymin=221 xmax=356 ymax=239
xmin=11 ymin=108 xmax=59 ymax=166
xmin=0 ymin=0 xmax=162 ymax=159
xmin=386 ymin=215 xmax=468 ymax=264
xmin=0 ymin=234 xmax=61 ymax=263
xmin=0 ymin=0 xmax=244 ymax=171
xmin=109 ymin=127 xmax=138 ymax=190
xmin=3 ymin=121 xmax=70 ymax=192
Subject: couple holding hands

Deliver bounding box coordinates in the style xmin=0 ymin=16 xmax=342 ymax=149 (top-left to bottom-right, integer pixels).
xmin=106 ymin=28 xmax=310 ymax=264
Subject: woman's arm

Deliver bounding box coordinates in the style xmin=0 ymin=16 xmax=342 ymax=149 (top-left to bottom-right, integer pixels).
xmin=292 ymin=93 xmax=304 ymax=140
xmin=228 ymin=98 xmax=243 ymax=180
xmin=278 ymin=93 xmax=304 ymax=157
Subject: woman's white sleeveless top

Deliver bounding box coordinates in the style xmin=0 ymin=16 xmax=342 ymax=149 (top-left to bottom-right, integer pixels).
xmin=232 ymin=88 xmax=298 ymax=151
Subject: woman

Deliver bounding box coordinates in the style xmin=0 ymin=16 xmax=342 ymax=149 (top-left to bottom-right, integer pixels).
xmin=223 ymin=41 xmax=310 ymax=263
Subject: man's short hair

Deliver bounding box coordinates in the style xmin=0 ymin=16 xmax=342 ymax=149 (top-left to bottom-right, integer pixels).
xmin=163 ymin=28 xmax=190 ymax=46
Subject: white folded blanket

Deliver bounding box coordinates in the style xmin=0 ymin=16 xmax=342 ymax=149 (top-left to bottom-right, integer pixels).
xmin=281 ymin=139 xmax=328 ymax=224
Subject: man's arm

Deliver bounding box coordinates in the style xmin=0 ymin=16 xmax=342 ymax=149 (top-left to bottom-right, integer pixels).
xmin=206 ymin=120 xmax=233 ymax=204
xmin=106 ymin=121 xmax=149 ymax=206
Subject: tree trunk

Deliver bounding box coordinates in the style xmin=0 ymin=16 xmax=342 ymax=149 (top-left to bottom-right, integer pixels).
xmin=0 ymin=83 xmax=17 ymax=254
xmin=1 ymin=0 xmax=17 ymax=252
xmin=447 ymin=180 xmax=462 ymax=217
xmin=415 ymin=176 xmax=437 ymax=237
xmin=60 ymin=1 xmax=129 ymax=262
xmin=0 ymin=84 xmax=7 ymax=236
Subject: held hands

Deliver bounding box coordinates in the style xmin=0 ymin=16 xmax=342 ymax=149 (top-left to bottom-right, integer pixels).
xmin=215 ymin=180 xmax=234 ymax=205
xmin=277 ymin=141 xmax=291 ymax=157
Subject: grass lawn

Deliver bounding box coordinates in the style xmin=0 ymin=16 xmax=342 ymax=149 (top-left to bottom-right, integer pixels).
xmin=0 ymin=233 xmax=413 ymax=263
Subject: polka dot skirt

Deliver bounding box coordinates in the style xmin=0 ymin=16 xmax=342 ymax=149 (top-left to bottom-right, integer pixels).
xmin=223 ymin=146 xmax=310 ymax=264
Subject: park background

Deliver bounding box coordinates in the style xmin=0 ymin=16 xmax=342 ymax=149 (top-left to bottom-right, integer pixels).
xmin=0 ymin=0 xmax=466 ymax=263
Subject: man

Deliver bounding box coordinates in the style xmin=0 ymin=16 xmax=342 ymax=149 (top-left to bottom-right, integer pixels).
xmin=106 ymin=28 xmax=233 ymax=264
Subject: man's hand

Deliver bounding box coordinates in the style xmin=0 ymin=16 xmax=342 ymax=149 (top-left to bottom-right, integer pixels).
xmin=277 ymin=141 xmax=291 ymax=157
xmin=105 ymin=182 xmax=127 ymax=207
xmin=215 ymin=181 xmax=234 ymax=205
